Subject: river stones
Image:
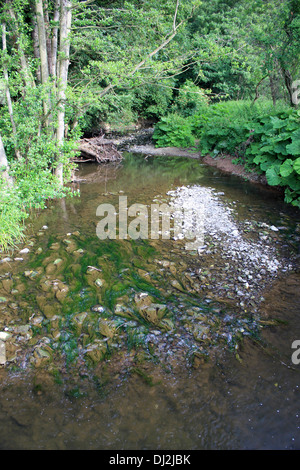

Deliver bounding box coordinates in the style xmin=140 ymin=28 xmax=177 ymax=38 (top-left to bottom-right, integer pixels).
xmin=50 ymin=242 xmax=60 ymax=251
xmin=0 ymin=340 xmax=6 ymax=364
xmin=32 ymin=342 xmax=53 ymax=367
xmin=159 ymin=318 xmax=174 ymax=331
xmin=192 ymin=324 xmax=210 ymax=342
xmin=134 ymin=293 xmax=167 ymax=325
xmin=37 ymin=299 xmax=58 ymax=319
xmin=85 ymin=340 xmax=107 ymax=364
xmin=98 ymin=318 xmax=116 ymax=338
xmin=54 ymin=282 xmax=69 ymax=303
xmin=72 ymin=312 xmax=88 ymax=336
xmin=114 ymin=303 xmax=136 ymax=319
xmin=85 ymin=267 xmax=105 ymax=288
xmin=62 ymin=238 xmax=77 ymax=253
xmin=170 ymin=279 xmax=185 ymax=292
xmin=1 ymin=278 xmax=13 ymax=293
xmin=39 ymin=279 xmax=53 ymax=292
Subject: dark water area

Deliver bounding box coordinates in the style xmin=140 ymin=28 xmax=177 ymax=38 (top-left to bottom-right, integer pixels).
xmin=0 ymin=153 xmax=299 ymax=450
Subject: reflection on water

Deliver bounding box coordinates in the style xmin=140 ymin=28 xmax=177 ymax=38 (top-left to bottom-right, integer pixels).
xmin=0 ymin=153 xmax=299 ymax=450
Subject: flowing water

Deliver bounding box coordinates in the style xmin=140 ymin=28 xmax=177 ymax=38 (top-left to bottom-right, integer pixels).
xmin=0 ymin=153 xmax=299 ymax=450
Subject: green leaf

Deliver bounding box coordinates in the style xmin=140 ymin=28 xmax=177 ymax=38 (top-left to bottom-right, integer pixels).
xmin=270 ymin=116 xmax=288 ymax=129
xmin=293 ymin=158 xmax=300 ymax=175
xmin=280 ymin=159 xmax=294 ymax=177
xmin=287 ymin=140 xmax=300 ymax=156
xmin=253 ymin=154 xmax=271 ymax=165
xmin=266 ymin=165 xmax=281 ymax=186
xmin=286 ymin=130 xmax=300 ymax=156
xmin=281 ymin=174 xmax=300 ymax=191
xmin=292 ymin=198 xmax=300 ymax=209
xmin=260 ymin=161 xmax=273 ymax=171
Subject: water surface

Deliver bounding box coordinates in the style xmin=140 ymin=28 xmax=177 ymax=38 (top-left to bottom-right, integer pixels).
xmin=0 ymin=153 xmax=299 ymax=450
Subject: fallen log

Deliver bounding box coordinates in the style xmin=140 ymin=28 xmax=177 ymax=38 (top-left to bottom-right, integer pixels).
xmin=77 ymin=135 xmax=123 ymax=163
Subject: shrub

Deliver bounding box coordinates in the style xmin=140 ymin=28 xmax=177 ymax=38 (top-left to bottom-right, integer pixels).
xmin=152 ymin=113 xmax=195 ymax=148
xmin=153 ymin=99 xmax=300 ymax=208
xmin=0 ymin=178 xmax=26 ymax=251
xmin=245 ymin=109 xmax=300 ymax=208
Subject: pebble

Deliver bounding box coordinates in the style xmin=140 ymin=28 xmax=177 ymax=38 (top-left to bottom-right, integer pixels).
xmin=0 ymin=332 xmax=11 ymax=341
xmin=0 ymin=340 xmax=6 ymax=364
xmin=19 ymin=248 xmax=30 ymax=254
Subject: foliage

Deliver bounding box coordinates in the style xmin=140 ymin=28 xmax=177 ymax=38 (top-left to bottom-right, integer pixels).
xmin=0 ymin=0 xmax=300 ymax=250
xmin=152 ymin=113 xmax=195 ymax=148
xmin=153 ymin=99 xmax=300 ymax=207
xmin=191 ymin=100 xmax=288 ymax=155
xmin=0 ymin=177 xmax=26 ymax=251
xmin=171 ymin=79 xmax=209 ymax=117
xmin=245 ymin=109 xmax=300 ymax=208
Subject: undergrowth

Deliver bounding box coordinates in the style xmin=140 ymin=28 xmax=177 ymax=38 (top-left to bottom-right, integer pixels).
xmin=153 ymin=100 xmax=300 ymax=208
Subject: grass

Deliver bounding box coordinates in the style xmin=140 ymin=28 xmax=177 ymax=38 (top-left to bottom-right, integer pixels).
xmin=0 ymin=183 xmax=27 ymax=252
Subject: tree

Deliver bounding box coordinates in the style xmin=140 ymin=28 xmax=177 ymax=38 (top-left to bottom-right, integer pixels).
xmin=245 ymin=0 xmax=300 ymax=106
xmin=55 ymin=0 xmax=72 ymax=184
xmin=0 ymin=0 xmax=201 ymax=187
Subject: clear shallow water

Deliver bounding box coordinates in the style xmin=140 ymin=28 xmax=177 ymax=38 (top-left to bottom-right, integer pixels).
xmin=0 ymin=153 xmax=299 ymax=450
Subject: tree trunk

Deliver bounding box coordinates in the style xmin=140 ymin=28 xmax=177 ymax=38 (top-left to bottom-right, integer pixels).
xmin=43 ymin=1 xmax=53 ymax=75
xmin=252 ymin=74 xmax=268 ymax=105
xmin=31 ymin=11 xmax=41 ymax=82
xmin=51 ymin=0 xmax=60 ymax=79
xmin=0 ymin=133 xmax=13 ymax=185
xmin=35 ymin=0 xmax=49 ymax=84
xmin=55 ymin=0 xmax=72 ymax=185
xmin=281 ymin=66 xmax=296 ymax=107
xmin=1 ymin=22 xmax=21 ymax=160
xmin=35 ymin=0 xmax=51 ymax=124
xmin=269 ymin=72 xmax=277 ymax=106
xmin=7 ymin=3 xmax=35 ymax=89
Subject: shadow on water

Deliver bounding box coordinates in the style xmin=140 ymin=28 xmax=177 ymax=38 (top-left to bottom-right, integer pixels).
xmin=0 ymin=153 xmax=299 ymax=450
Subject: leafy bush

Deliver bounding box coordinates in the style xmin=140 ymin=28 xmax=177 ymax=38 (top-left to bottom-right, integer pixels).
xmin=152 ymin=113 xmax=195 ymax=148
xmin=153 ymin=99 xmax=300 ymax=208
xmin=245 ymin=109 xmax=300 ymax=208
xmin=0 ymin=178 xmax=26 ymax=251
xmin=172 ymin=80 xmax=209 ymax=117
xmin=0 ymin=83 xmax=80 ymax=251
xmin=191 ymin=100 xmax=288 ymax=155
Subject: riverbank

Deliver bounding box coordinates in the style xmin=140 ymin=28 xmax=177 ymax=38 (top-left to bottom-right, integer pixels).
xmin=79 ymin=127 xmax=279 ymax=190
xmin=128 ymin=142 xmax=269 ymax=186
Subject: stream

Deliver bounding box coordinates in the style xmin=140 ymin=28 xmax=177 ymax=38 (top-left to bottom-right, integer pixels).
xmin=0 ymin=152 xmax=299 ymax=450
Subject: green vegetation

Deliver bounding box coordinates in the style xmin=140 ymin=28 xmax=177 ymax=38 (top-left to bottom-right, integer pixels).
xmin=153 ymin=100 xmax=300 ymax=208
xmin=0 ymin=0 xmax=299 ymax=249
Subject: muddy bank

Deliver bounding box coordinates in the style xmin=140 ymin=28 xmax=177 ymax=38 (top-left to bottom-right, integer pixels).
xmin=202 ymin=154 xmax=268 ymax=185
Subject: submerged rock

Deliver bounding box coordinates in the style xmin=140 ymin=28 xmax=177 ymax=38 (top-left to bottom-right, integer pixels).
xmin=85 ymin=340 xmax=108 ymax=364
xmin=98 ymin=319 xmax=116 ymax=338
xmin=134 ymin=293 xmax=168 ymax=325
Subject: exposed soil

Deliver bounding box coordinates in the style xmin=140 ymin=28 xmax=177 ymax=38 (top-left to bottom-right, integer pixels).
xmin=202 ymin=154 xmax=268 ymax=185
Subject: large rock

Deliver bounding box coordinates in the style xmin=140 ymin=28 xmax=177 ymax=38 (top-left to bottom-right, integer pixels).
xmin=85 ymin=340 xmax=107 ymax=364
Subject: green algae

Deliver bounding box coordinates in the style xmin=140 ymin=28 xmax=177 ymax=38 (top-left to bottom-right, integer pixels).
xmin=2 ymin=154 xmax=292 ymax=375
